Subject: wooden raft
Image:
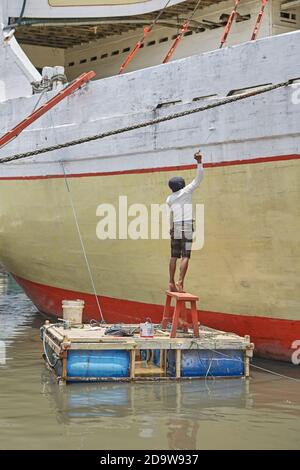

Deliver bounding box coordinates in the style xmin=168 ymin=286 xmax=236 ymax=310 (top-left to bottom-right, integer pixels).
xmin=42 ymin=322 xmax=254 ymax=383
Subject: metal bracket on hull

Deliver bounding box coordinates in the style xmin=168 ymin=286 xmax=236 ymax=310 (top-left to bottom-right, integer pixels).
xmin=0 ymin=71 xmax=96 ymax=150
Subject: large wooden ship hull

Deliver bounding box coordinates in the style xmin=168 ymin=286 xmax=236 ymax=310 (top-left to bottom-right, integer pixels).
xmin=4 ymin=150 xmax=300 ymax=362
xmin=0 ymin=19 xmax=299 ymax=361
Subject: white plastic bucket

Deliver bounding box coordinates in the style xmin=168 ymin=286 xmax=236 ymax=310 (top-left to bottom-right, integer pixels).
xmin=62 ymin=299 xmax=85 ymax=324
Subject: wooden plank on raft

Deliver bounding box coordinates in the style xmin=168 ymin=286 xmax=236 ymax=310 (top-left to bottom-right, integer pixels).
xmin=43 ymin=329 xmax=250 ymax=352
xmin=176 ymin=349 xmax=181 ymax=378
xmin=130 ymin=349 xmax=136 ymax=379
xmin=62 ymin=350 xmax=68 ymax=383
xmin=134 ymin=365 xmax=165 ymax=377
xmin=69 ymin=341 xmax=137 ymax=350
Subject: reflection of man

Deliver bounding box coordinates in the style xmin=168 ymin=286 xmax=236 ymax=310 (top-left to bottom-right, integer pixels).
xmin=166 ymin=152 xmax=204 ymax=292
xmin=167 ymin=418 xmax=200 ymax=450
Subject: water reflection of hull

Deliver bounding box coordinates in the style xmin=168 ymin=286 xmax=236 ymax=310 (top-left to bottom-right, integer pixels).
xmin=0 ymin=275 xmax=37 ymax=343
xmin=41 ymin=368 xmax=248 ymax=424
xmin=0 ymin=272 xmax=8 ymax=295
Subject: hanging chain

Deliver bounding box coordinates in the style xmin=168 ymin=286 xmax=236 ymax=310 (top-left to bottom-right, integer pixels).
xmin=119 ymin=0 xmax=173 ymax=74
xmin=162 ymin=0 xmax=203 ymax=64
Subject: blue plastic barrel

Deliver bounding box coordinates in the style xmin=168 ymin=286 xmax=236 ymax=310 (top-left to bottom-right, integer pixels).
xmin=167 ymin=349 xmax=244 ymax=377
xmin=67 ymin=350 xmax=130 ymax=379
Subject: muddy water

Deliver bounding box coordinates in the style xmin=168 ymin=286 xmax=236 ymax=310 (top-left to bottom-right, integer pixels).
xmin=0 ymin=273 xmax=299 ymax=450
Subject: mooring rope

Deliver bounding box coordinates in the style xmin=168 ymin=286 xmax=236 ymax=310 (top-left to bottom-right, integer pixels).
xmin=0 ymin=79 xmax=292 ymax=164
xmin=61 ymin=162 xmax=105 ymax=323
xmin=248 ymin=362 xmax=300 ymax=382
xmin=42 ymin=324 xmax=61 ymax=368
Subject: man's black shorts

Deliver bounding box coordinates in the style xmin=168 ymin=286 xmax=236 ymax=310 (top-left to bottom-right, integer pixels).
xmin=170 ymin=222 xmax=193 ymax=259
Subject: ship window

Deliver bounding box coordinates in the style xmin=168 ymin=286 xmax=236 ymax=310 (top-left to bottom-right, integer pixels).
xmin=147 ymin=40 xmax=156 ymax=46
xmin=112 ymin=50 xmax=119 ymax=56
xmin=193 ymin=94 xmax=217 ymax=101
xmin=90 ymin=56 xmax=97 ymax=61
xmin=80 ymin=58 xmax=87 ymax=64
xmin=68 ymin=61 xmax=75 ymax=67
xmin=280 ymin=11 xmax=297 ymax=23
xmin=101 ymin=53 xmax=108 ymax=59
xmin=227 ymin=83 xmax=272 ymax=96
xmin=159 ymin=37 xmax=169 ymax=43
xmin=123 ymin=47 xmax=130 ymax=53
xmin=184 ymin=30 xmax=193 ymax=37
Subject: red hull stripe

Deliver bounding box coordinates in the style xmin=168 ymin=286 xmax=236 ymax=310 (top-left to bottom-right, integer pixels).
xmin=1 ymin=153 xmax=300 ymax=181
xmin=13 ymin=273 xmax=300 ymax=362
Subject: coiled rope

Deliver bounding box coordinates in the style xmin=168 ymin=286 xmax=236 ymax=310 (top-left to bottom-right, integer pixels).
xmin=42 ymin=324 xmax=61 ymax=368
xmin=0 ymin=79 xmax=292 ymax=164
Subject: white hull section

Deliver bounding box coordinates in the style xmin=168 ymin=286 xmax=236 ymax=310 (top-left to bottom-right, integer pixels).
xmin=0 ymin=31 xmax=300 ymax=178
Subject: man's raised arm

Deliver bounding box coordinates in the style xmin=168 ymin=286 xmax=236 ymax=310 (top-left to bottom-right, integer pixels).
xmin=184 ymin=152 xmax=204 ymax=193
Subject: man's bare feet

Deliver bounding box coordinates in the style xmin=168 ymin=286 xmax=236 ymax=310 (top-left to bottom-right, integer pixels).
xmin=168 ymin=282 xmax=178 ymax=292
xmin=176 ymin=281 xmax=185 ymax=293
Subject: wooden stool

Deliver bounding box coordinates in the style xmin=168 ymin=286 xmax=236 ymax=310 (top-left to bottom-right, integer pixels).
xmin=161 ymin=291 xmax=200 ymax=338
